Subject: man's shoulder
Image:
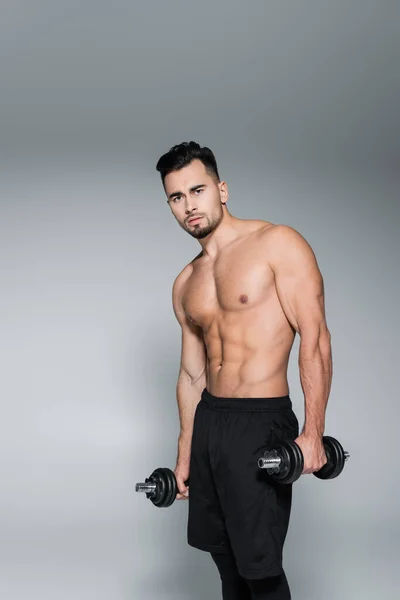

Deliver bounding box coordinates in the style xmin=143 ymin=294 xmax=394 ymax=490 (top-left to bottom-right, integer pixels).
xmin=258 ymin=223 xmax=310 ymax=249
xmin=172 ymin=256 xmax=203 ymax=322
xmin=173 ymin=263 xmax=191 ymax=290
xmin=172 ymin=255 xmax=200 ymax=293
xmin=259 ymin=223 xmax=318 ymax=275
xmin=174 ymin=249 xmax=204 ymax=279
xmin=242 ymin=220 xmax=302 ymax=241
xmin=259 ymin=222 xmax=300 ymax=239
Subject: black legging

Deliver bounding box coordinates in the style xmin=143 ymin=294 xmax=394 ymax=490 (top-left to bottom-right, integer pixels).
xmin=211 ymin=551 xmax=291 ymax=600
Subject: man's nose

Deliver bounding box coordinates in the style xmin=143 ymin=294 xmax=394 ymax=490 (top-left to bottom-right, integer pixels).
xmin=185 ymin=200 xmax=197 ymax=214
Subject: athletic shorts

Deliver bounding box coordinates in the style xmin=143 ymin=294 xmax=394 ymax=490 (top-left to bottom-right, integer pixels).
xmin=187 ymin=388 xmax=299 ymax=580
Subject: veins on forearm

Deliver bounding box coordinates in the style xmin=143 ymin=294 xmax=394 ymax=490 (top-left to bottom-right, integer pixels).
xmin=298 ymin=339 xmax=332 ymax=436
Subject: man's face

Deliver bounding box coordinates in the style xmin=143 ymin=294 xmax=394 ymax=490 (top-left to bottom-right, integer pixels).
xmin=164 ymin=159 xmax=227 ymax=239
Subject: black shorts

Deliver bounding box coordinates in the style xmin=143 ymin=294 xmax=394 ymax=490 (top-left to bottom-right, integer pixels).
xmin=187 ymin=388 xmax=299 ymax=580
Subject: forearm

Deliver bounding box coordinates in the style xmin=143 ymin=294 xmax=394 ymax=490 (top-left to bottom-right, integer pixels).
xmin=176 ymin=370 xmax=206 ymax=466
xmin=298 ymin=331 xmax=333 ymax=437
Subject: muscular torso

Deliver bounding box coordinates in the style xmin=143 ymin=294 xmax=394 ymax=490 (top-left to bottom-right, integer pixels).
xmin=182 ymin=221 xmax=296 ymax=398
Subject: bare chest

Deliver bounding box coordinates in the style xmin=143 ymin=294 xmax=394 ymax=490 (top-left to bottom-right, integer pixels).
xmin=182 ymin=251 xmax=275 ymax=328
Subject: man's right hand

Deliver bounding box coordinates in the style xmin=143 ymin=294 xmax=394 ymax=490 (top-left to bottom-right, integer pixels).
xmin=174 ymin=463 xmax=190 ymax=500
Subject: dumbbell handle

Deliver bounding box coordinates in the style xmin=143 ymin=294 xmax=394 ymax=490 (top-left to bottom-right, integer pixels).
xmin=258 ymin=449 xmax=350 ymax=471
xmin=135 ymin=476 xmax=190 ymax=497
xmin=136 ymin=482 xmax=157 ymax=495
xmin=258 ymin=449 xmax=282 ymax=471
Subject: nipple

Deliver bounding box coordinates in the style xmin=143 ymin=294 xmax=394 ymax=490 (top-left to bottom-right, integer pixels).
xmin=239 ymin=294 xmax=248 ymax=304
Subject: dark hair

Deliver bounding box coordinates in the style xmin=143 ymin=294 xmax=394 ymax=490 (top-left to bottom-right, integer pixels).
xmin=156 ymin=141 xmax=220 ymax=186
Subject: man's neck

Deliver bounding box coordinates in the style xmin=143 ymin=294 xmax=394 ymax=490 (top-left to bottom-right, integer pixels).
xmin=198 ymin=214 xmax=244 ymax=258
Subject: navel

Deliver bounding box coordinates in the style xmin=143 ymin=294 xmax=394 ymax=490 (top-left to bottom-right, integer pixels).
xmin=239 ymin=294 xmax=248 ymax=304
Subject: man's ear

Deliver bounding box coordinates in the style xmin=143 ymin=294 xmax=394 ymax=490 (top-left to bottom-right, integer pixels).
xmin=219 ymin=180 xmax=229 ymax=205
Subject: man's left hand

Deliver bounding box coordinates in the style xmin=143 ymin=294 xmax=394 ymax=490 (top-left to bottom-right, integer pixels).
xmin=294 ymin=433 xmax=327 ymax=474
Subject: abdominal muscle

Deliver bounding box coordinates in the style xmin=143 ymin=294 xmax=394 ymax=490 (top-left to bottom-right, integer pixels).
xmin=203 ymin=310 xmax=295 ymax=398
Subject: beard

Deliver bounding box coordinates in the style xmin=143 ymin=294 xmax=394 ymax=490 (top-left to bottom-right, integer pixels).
xmin=185 ymin=210 xmax=224 ymax=239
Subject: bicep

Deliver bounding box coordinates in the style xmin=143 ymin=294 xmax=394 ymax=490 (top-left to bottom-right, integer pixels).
xmin=271 ymin=227 xmax=328 ymax=339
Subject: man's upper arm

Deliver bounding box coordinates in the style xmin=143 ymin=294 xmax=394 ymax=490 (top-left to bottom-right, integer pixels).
xmin=172 ymin=267 xmax=206 ymax=383
xmin=268 ymin=225 xmax=329 ymax=341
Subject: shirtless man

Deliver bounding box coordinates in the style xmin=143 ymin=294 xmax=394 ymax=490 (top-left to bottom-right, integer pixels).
xmin=155 ymin=142 xmax=332 ymax=600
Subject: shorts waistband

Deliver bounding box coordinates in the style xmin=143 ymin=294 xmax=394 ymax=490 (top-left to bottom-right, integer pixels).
xmin=200 ymin=388 xmax=292 ymax=412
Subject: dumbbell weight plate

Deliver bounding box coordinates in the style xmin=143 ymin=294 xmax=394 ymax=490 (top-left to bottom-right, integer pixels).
xmin=148 ymin=468 xmax=166 ymax=506
xmin=314 ymin=436 xmax=345 ymax=480
xmin=163 ymin=467 xmax=178 ymax=507
xmin=274 ymin=440 xmax=304 ymax=484
xmin=148 ymin=468 xmax=170 ymax=507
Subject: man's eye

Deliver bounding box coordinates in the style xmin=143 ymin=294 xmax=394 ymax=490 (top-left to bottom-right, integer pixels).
xmin=195 ymin=189 xmax=203 ymax=194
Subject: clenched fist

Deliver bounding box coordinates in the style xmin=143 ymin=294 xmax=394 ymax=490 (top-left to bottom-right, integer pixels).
xmin=174 ymin=463 xmax=190 ymax=500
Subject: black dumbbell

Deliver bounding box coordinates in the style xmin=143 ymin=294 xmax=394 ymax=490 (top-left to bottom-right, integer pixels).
xmin=135 ymin=467 xmax=190 ymax=508
xmin=258 ymin=436 xmax=350 ymax=484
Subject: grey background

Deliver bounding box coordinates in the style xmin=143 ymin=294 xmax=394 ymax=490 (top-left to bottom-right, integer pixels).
xmin=1 ymin=2 xmax=399 ymax=599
